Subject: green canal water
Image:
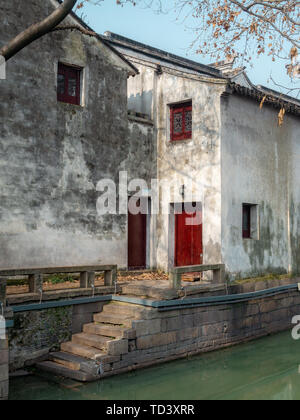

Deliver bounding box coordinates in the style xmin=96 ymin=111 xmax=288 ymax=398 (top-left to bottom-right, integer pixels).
xmin=9 ymin=331 xmax=300 ymax=400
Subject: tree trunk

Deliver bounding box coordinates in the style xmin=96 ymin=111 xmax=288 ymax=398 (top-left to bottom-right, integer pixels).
xmin=0 ymin=0 xmax=77 ymax=61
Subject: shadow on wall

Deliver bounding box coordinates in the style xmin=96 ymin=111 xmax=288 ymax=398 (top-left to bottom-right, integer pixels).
xmin=128 ymin=91 xmax=153 ymax=117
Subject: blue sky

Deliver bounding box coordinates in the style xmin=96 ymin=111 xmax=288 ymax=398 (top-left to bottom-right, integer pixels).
xmin=78 ymin=1 xmax=297 ymax=96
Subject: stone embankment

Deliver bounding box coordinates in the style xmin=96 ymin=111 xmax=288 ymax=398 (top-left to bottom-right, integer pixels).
xmin=36 ymin=281 xmax=300 ymax=381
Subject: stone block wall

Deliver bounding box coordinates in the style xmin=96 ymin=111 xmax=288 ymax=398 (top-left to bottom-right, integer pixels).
xmin=100 ymin=289 xmax=300 ymax=376
xmin=8 ymin=301 xmax=106 ymax=371
xmin=0 ymin=338 xmax=9 ymax=400
xmin=6 ymin=284 xmax=300 ymax=385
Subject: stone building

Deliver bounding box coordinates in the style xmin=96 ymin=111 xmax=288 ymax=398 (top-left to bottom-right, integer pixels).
xmin=105 ymin=33 xmax=300 ymax=280
xmin=0 ymin=0 xmax=155 ymax=270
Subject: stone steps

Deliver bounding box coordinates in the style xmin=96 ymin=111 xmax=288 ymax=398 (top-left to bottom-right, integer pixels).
xmin=93 ymin=312 xmax=132 ymax=326
xmin=103 ymin=302 xmax=156 ymax=320
xmin=49 ymin=351 xmax=102 ymax=376
xmin=121 ymin=284 xmax=178 ymax=300
xmin=35 ymin=360 xmax=99 ymax=382
xmin=51 ymin=353 xmax=81 ymax=371
xmin=61 ymin=342 xmax=105 ymax=361
xmin=102 ymin=302 xmax=147 ymax=317
xmin=72 ymin=333 xmax=110 ymax=350
xmin=35 ymin=301 xmax=143 ymax=382
xmin=36 ymin=302 xmax=162 ymax=382
xmin=83 ymin=322 xmax=126 ymax=338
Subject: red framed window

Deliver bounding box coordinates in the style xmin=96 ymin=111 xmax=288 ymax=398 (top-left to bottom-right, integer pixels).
xmin=242 ymin=204 xmax=251 ymax=239
xmin=57 ymin=63 xmax=81 ymax=105
xmin=170 ymin=102 xmax=192 ymax=141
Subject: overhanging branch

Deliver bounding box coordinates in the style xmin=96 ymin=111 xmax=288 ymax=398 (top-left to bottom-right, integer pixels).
xmin=0 ymin=0 xmax=77 ymax=61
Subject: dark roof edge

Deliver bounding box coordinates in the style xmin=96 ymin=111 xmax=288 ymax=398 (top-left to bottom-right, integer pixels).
xmin=103 ymin=32 xmax=226 ymax=79
xmin=228 ymin=82 xmax=300 ymax=117
xmin=257 ymin=84 xmax=300 ymax=107
xmin=55 ymin=0 xmax=138 ymax=75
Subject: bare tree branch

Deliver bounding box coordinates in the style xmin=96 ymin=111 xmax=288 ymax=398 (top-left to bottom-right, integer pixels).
xmin=0 ymin=0 xmax=77 ymax=61
xmin=160 ymin=0 xmax=300 ymax=97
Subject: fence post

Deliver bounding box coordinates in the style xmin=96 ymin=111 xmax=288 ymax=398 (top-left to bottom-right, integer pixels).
xmin=104 ymin=267 xmax=117 ymax=287
xmin=80 ymin=272 xmax=89 ymax=288
xmin=213 ymin=265 xmax=225 ymax=284
xmin=169 ymin=271 xmax=182 ymax=290
xmin=28 ymin=274 xmax=43 ymax=294
xmin=88 ymin=272 xmax=95 ymax=288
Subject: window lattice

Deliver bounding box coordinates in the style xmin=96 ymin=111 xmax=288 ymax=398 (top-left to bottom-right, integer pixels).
xmin=170 ymin=102 xmax=192 ymax=141
xmin=173 ymin=113 xmax=183 ymax=133
xmin=185 ymin=110 xmax=192 ymax=132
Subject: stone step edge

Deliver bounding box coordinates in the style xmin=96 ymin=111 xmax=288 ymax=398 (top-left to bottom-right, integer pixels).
xmin=35 ymin=361 xmax=100 ymax=383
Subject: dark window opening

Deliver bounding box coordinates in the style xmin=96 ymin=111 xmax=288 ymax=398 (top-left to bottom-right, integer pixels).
xmin=242 ymin=204 xmax=252 ymax=239
xmin=57 ymin=63 xmax=81 ymax=105
xmin=170 ymin=102 xmax=192 ymax=141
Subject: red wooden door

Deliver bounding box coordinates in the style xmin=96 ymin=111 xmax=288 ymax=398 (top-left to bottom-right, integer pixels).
xmin=175 ymin=205 xmax=203 ymax=267
xmin=128 ymin=199 xmax=147 ymax=270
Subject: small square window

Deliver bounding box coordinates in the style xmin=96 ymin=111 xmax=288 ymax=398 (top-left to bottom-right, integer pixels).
xmin=57 ymin=63 xmax=81 ymax=105
xmin=242 ymin=203 xmax=259 ymax=240
xmin=170 ymin=102 xmax=192 ymax=141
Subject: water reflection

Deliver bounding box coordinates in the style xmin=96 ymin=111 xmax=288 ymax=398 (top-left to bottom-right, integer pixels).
xmin=10 ymin=331 xmax=300 ymax=400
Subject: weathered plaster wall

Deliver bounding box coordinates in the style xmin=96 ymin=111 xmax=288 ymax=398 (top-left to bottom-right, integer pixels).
xmin=155 ymin=72 xmax=225 ymax=271
xmin=221 ymin=94 xmax=300 ymax=279
xmin=289 ymin=125 xmax=300 ymax=274
xmin=128 ymin=62 xmax=226 ymax=271
xmin=127 ymin=117 xmax=156 ymax=184
xmin=0 ymin=0 xmax=153 ymax=270
xmin=128 ymin=65 xmax=155 ymax=118
xmin=127 ymin=116 xmax=156 ymax=268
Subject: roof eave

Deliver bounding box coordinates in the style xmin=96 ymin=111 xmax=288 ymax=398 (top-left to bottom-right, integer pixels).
xmin=226 ymin=82 xmax=300 ymax=117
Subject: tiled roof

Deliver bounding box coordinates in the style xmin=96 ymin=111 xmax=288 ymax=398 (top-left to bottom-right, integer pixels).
xmin=228 ymin=83 xmax=300 ymax=117
xmin=103 ymin=32 xmax=226 ymax=79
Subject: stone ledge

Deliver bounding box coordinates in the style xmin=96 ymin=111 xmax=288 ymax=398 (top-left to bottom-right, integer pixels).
xmin=7 ymin=286 xmax=119 ymax=305
xmin=128 ymin=115 xmax=154 ymax=126
xmin=0 ymin=380 xmax=8 ymax=401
